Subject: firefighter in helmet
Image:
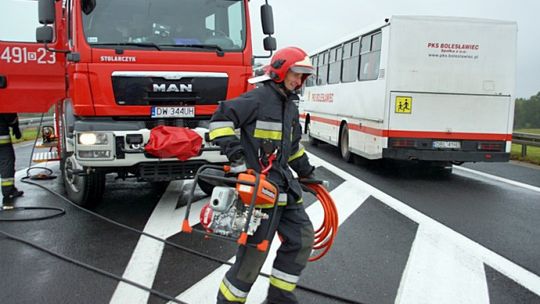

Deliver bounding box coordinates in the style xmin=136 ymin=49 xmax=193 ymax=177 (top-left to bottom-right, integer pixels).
xmin=209 ymin=47 xmax=317 ymax=303
xmin=1 ymin=114 xmax=24 ymax=209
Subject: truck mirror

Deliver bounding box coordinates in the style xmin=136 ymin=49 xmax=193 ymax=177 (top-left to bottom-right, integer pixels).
xmin=263 ymin=37 xmax=276 ymax=51
xmin=36 ymin=26 xmax=54 ymax=43
xmin=260 ymin=4 xmax=274 ymax=35
xmin=38 ymin=0 xmax=56 ymax=25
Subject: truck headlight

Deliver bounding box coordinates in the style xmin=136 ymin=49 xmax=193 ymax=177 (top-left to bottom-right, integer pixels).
xmin=78 ymin=132 xmax=109 ymax=145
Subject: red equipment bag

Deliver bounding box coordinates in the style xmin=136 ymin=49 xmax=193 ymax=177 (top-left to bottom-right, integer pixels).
xmin=145 ymin=126 xmax=202 ymax=160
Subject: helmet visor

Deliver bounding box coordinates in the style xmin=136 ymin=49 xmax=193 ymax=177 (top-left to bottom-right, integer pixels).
xmin=290 ymin=65 xmax=314 ymax=75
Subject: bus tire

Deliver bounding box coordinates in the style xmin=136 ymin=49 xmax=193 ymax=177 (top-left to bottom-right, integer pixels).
xmin=340 ymin=124 xmax=353 ymax=163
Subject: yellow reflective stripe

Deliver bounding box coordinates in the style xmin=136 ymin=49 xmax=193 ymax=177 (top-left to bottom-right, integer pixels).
xmin=0 ymin=138 xmax=11 ymax=144
xmin=288 ymin=147 xmax=305 ymax=162
xmin=258 ymin=203 xmax=275 ymax=209
xmin=277 ymin=201 xmax=287 ymax=207
xmin=254 ymin=129 xmax=282 ymax=140
xmin=269 ymin=276 xmax=296 ymax=292
xmin=209 ymin=127 xmax=235 ymax=140
xmin=219 ymin=282 xmax=247 ymax=303
xmin=1 ymin=180 xmax=14 ymax=186
xmin=296 ymin=198 xmax=303 ymax=204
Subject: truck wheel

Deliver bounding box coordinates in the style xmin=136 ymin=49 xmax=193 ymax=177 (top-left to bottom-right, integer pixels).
xmin=62 ymin=153 xmax=105 ymax=208
xmin=306 ymin=122 xmax=319 ymax=146
xmin=340 ymin=124 xmax=353 ymax=163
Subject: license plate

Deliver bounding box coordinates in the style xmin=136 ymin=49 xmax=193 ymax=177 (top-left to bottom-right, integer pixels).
xmin=151 ymin=106 xmax=195 ymax=118
xmin=432 ymin=141 xmax=461 ymax=149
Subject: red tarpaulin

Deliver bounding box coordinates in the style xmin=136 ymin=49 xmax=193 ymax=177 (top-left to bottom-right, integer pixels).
xmin=145 ymin=126 xmax=202 ymax=160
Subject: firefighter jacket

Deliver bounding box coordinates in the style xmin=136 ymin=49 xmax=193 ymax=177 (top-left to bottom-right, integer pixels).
xmin=209 ymin=81 xmax=314 ymax=204
xmin=0 ymin=114 xmax=18 ymax=144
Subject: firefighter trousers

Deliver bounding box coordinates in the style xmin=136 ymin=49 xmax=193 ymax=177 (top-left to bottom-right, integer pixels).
xmin=217 ymin=195 xmax=315 ymax=304
xmin=0 ymin=144 xmax=16 ymax=200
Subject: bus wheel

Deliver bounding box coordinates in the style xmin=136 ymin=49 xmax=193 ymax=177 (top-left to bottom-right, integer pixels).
xmin=306 ymin=122 xmax=319 ymax=146
xmin=340 ymin=124 xmax=353 ymax=163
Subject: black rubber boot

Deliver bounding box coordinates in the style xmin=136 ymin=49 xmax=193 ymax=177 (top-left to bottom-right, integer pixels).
xmin=2 ymin=196 xmax=14 ymax=209
xmin=2 ymin=188 xmax=23 ymax=209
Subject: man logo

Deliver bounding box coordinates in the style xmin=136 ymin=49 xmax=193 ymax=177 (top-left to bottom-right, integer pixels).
xmin=153 ymin=83 xmax=193 ymax=93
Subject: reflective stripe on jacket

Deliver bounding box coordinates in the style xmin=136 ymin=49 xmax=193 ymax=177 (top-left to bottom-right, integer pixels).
xmin=209 ymin=81 xmax=313 ymax=202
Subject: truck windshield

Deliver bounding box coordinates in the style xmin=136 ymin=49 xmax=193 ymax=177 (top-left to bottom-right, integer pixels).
xmin=81 ymin=0 xmax=246 ymax=51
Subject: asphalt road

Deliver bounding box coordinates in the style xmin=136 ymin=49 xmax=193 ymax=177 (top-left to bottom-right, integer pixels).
xmin=1 ymin=141 xmax=539 ymax=304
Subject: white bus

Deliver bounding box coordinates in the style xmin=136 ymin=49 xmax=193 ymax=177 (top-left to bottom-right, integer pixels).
xmin=299 ymin=15 xmax=517 ymax=167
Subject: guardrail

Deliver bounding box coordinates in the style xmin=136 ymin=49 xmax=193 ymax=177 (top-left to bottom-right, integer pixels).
xmin=19 ymin=116 xmax=54 ymax=128
xmin=512 ymin=132 xmax=540 ymax=157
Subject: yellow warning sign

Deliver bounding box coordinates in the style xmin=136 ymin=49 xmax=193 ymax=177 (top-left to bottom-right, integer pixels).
xmin=395 ymin=96 xmax=412 ymax=114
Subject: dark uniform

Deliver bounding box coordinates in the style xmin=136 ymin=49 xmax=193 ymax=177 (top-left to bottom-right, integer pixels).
xmin=209 ymin=80 xmax=315 ymax=303
xmin=1 ymin=114 xmax=23 ymax=208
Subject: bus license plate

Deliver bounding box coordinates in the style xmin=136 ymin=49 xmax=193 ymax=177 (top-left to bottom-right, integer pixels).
xmin=432 ymin=141 xmax=461 ymax=149
xmin=151 ymin=106 xmax=195 ymax=118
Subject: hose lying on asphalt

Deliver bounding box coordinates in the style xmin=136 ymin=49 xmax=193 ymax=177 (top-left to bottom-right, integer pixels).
xmin=8 ymin=177 xmax=362 ymax=304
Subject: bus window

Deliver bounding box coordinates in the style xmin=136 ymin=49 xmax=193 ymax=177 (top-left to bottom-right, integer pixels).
xmin=342 ymin=39 xmax=359 ymax=83
xmin=328 ymin=45 xmax=342 ymax=84
xmin=305 ymin=55 xmax=317 ymax=87
xmin=359 ymin=31 xmax=381 ymax=81
xmin=317 ymin=51 xmax=329 ymax=86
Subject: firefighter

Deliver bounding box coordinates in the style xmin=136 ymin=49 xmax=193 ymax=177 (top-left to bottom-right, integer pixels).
xmin=1 ymin=114 xmax=24 ymax=209
xmin=209 ymin=47 xmax=317 ymax=303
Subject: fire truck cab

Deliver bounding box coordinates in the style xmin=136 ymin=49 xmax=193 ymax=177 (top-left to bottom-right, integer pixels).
xmin=0 ymin=0 xmax=276 ymax=207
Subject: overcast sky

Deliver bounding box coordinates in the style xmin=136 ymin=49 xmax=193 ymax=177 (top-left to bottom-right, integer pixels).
xmin=1 ymin=0 xmax=537 ymax=98
xmin=249 ymin=0 xmax=539 ymax=98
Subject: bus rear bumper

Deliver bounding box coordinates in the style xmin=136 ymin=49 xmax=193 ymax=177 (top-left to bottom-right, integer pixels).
xmin=382 ymin=148 xmax=510 ymax=162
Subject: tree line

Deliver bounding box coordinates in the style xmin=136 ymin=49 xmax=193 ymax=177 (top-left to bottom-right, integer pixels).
xmin=514 ymin=92 xmax=540 ymax=130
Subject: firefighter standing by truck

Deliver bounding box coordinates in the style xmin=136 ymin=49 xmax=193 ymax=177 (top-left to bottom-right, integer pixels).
xmin=209 ymin=47 xmax=317 ymax=303
xmin=0 ymin=114 xmax=24 ymax=209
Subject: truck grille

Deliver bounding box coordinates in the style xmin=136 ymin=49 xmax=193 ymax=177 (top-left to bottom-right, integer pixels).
xmin=112 ymin=73 xmax=228 ymax=106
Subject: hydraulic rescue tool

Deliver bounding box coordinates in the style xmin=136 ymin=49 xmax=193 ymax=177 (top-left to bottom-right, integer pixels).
xmin=181 ymin=151 xmax=339 ymax=260
xmin=182 ymin=164 xmax=280 ymax=252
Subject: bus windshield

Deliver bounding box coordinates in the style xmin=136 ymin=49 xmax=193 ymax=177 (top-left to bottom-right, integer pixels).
xmin=81 ymin=0 xmax=246 ymax=51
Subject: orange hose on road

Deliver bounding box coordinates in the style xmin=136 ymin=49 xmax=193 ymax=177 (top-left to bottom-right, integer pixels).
xmin=304 ymin=183 xmax=339 ymax=262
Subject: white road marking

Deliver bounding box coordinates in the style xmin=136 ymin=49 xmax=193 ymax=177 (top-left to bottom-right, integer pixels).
xmin=110 ymin=181 xmax=208 ymax=304
xmin=395 ymin=224 xmax=490 ymax=304
xmin=174 ymin=180 xmax=371 ymax=304
xmin=306 ymin=152 xmax=540 ymax=298
xmin=112 ymin=153 xmax=540 ymax=304
xmin=453 ymin=165 xmax=540 ymax=193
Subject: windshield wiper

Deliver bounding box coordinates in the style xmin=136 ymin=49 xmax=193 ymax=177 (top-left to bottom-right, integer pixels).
xmin=91 ymin=42 xmax=162 ymax=51
xmin=159 ymin=44 xmax=224 ymax=56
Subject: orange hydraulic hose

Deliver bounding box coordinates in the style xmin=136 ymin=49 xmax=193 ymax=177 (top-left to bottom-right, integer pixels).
xmin=304 ymin=183 xmax=339 ymax=262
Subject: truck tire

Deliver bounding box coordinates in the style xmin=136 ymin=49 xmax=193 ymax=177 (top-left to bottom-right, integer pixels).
xmin=339 ymin=124 xmax=353 ymax=163
xmin=61 ymin=153 xmax=105 ymax=208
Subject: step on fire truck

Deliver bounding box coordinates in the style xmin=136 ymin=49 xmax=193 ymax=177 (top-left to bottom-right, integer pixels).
xmin=0 ymin=0 xmax=277 ymax=207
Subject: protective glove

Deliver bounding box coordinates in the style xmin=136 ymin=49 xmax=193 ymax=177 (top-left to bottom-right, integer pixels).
xmin=12 ymin=126 xmax=22 ymax=140
xmin=300 ymin=168 xmax=329 ymax=188
xmin=228 ymin=151 xmax=247 ymax=174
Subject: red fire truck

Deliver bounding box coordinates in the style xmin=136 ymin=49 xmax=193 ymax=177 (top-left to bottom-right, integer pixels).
xmin=0 ymin=0 xmax=276 ymax=206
